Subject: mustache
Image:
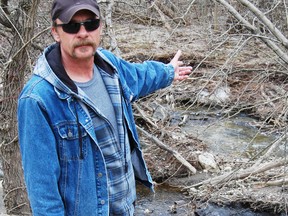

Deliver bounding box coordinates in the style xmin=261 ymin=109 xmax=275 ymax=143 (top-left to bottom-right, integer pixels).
xmin=73 ymin=40 xmax=96 ymax=48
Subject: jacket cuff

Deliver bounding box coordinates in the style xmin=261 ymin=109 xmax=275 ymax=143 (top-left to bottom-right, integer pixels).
xmin=166 ymin=64 xmax=175 ymax=86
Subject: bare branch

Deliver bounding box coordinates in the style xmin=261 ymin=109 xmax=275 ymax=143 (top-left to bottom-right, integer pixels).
xmin=151 ymin=1 xmax=172 ymax=31
xmin=0 ymin=2 xmax=12 ymax=28
xmin=237 ymin=0 xmax=288 ymax=49
xmin=137 ymin=125 xmax=197 ymax=174
xmin=1 ymin=0 xmax=8 ymax=14
xmin=251 ymin=133 xmax=286 ymax=169
xmin=0 ymin=6 xmax=24 ymax=45
xmin=180 ymin=0 xmax=197 ymax=20
xmin=103 ymin=0 xmax=121 ymax=56
xmin=215 ymin=0 xmax=288 ymax=65
xmin=284 ymin=0 xmax=288 ymax=27
xmin=3 ymin=26 xmax=50 ymax=67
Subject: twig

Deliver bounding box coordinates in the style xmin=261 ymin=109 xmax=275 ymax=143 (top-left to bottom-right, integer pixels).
xmin=179 ymin=0 xmax=197 ymax=21
xmin=0 ymin=6 xmax=24 ymax=45
xmin=151 ymin=1 xmax=171 ymax=31
xmin=251 ymin=133 xmax=286 ymax=169
xmin=137 ymin=125 xmax=197 ymax=174
xmin=134 ymin=104 xmax=158 ymax=129
xmin=0 ymin=136 xmax=18 ymax=147
xmin=3 ymin=26 xmax=50 ymax=68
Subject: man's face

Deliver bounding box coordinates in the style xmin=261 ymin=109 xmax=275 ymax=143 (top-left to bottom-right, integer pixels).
xmin=52 ymin=10 xmax=102 ymax=61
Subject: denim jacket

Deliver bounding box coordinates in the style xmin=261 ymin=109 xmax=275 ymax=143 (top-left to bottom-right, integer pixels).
xmin=18 ymin=43 xmax=174 ymax=215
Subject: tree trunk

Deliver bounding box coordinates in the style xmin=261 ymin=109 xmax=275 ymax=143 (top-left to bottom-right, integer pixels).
xmin=0 ymin=0 xmax=40 ymax=214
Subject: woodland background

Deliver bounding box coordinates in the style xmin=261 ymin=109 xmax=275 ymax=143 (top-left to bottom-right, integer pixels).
xmin=1 ymin=0 xmax=288 ymax=215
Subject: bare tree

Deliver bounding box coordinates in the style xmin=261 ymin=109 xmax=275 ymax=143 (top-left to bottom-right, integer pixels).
xmin=0 ymin=0 xmax=40 ymax=214
xmin=100 ymin=0 xmax=122 ymax=56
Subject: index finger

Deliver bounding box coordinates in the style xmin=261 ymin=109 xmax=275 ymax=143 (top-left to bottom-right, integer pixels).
xmin=171 ymin=50 xmax=182 ymax=63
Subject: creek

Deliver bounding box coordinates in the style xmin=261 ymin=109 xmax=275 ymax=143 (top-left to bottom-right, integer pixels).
xmin=135 ymin=182 xmax=283 ymax=215
xmin=135 ymin=108 xmax=286 ymax=215
xmin=173 ymin=110 xmax=281 ymax=158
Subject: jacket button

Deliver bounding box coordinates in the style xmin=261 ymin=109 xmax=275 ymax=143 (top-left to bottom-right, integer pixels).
xmin=98 ymin=173 xmax=103 ymax=178
xmin=100 ymin=200 xmax=105 ymax=205
xmin=68 ymin=131 xmax=73 ymax=138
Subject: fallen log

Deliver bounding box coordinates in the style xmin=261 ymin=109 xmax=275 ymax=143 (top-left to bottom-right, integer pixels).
xmin=190 ymin=158 xmax=287 ymax=188
xmin=254 ymin=178 xmax=288 ymax=187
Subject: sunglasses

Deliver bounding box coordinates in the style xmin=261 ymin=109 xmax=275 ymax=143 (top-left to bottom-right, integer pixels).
xmin=54 ymin=19 xmax=100 ymax=34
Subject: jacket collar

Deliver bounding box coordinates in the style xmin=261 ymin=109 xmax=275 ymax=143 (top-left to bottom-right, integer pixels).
xmin=46 ymin=43 xmax=78 ymax=93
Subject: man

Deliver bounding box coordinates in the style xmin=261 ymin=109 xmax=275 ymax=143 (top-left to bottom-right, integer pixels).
xmin=17 ymin=0 xmax=192 ymax=215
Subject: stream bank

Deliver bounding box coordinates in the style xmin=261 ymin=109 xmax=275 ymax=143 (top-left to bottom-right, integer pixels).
xmin=138 ymin=103 xmax=287 ymax=215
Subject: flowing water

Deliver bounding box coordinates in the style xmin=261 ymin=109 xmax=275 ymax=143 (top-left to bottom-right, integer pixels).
xmin=174 ymin=111 xmax=281 ymax=158
xmin=135 ymin=183 xmax=192 ymax=215
xmin=135 ymin=108 xmax=286 ymax=215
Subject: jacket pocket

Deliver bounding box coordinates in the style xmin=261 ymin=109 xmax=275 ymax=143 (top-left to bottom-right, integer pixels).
xmin=56 ymin=123 xmax=88 ymax=161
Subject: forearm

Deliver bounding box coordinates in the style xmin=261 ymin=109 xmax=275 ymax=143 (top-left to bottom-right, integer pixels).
xmin=100 ymin=49 xmax=175 ymax=100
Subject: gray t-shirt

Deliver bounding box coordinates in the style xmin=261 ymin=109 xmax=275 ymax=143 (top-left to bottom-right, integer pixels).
xmin=75 ymin=65 xmax=119 ymax=143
